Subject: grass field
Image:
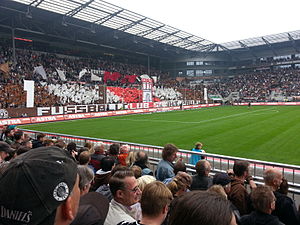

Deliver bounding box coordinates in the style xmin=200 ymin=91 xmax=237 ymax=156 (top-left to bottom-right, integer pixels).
xmin=20 ymin=106 xmax=300 ymax=165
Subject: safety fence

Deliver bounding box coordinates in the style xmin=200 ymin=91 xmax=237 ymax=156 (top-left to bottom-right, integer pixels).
xmin=21 ymin=129 xmax=300 ymax=202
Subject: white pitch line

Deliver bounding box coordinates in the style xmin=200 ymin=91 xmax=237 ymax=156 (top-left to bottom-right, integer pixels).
xmin=114 ymin=107 xmax=275 ymax=124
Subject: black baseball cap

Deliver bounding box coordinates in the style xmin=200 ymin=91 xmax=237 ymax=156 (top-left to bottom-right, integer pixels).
xmin=0 ymin=146 xmax=78 ymax=225
xmin=71 ymin=192 xmax=109 ymax=225
xmin=213 ymin=172 xmax=231 ymax=186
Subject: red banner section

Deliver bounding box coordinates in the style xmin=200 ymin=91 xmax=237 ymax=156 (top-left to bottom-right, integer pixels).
xmin=233 ymin=102 xmax=300 ymax=106
xmin=0 ymin=103 xmax=221 ymax=126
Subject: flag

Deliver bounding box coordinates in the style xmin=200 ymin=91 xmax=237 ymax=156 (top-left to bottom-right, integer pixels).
xmin=91 ymin=73 xmax=102 ymax=81
xmin=56 ymin=69 xmax=66 ymax=81
xmin=79 ymin=69 xmax=87 ymax=79
xmin=33 ymin=66 xmax=47 ymax=80
xmin=0 ymin=63 xmax=10 ymax=74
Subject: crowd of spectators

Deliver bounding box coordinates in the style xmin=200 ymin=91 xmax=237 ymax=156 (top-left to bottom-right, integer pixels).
xmin=2 ymin=46 xmax=300 ymax=108
xmin=0 ymin=125 xmax=299 ymax=225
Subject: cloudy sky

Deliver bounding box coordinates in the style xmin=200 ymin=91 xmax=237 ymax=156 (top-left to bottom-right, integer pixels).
xmin=105 ymin=0 xmax=300 ymax=44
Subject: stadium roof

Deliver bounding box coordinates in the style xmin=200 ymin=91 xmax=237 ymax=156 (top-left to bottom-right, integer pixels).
xmin=11 ymin=0 xmax=216 ymax=52
xmin=4 ymin=0 xmax=300 ymax=56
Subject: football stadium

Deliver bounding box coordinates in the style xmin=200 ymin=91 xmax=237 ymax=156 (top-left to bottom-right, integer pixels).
xmin=1 ymin=0 xmax=300 ymax=224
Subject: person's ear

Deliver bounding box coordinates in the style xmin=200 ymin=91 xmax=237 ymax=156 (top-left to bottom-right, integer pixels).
xmin=162 ymin=204 xmax=169 ymax=215
xmin=116 ymin=189 xmax=124 ymax=199
xmin=61 ymin=197 xmax=75 ymax=221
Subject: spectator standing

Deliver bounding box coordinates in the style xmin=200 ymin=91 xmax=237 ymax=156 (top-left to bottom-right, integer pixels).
xmin=92 ymin=156 xmax=115 ymax=192
xmin=104 ymin=170 xmax=142 ymax=225
xmin=264 ymin=168 xmax=300 ymax=225
xmin=32 ymin=133 xmax=46 ymax=149
xmin=0 ymin=146 xmax=80 ymax=225
xmin=190 ymin=159 xmax=213 ymax=190
xmin=133 ymin=150 xmax=153 ymax=176
xmin=189 ymin=142 xmax=205 ymax=165
xmin=118 ymin=145 xmax=129 ymax=166
xmin=228 ymin=160 xmax=257 ymax=216
xmin=156 ymin=144 xmax=178 ymax=181
xmin=118 ymin=181 xmax=173 ymax=225
xmin=168 ymin=191 xmax=237 ymax=225
xmin=240 ymin=186 xmax=284 ymax=225
xmin=90 ymin=143 xmax=106 ymax=171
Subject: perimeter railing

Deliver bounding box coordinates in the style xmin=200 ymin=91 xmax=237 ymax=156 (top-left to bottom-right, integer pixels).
xmin=21 ymin=129 xmax=300 ymax=202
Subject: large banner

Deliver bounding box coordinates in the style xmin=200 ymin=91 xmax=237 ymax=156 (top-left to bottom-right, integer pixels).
xmin=142 ymin=78 xmax=153 ymax=103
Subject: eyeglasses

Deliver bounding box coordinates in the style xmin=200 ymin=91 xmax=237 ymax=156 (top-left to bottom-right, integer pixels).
xmin=125 ymin=186 xmax=140 ymax=193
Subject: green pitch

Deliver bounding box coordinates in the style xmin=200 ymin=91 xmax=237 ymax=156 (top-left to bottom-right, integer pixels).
xmin=20 ymin=106 xmax=300 ymax=165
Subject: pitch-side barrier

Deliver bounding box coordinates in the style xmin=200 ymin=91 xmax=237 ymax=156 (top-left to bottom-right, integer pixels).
xmin=21 ymin=129 xmax=300 ymax=203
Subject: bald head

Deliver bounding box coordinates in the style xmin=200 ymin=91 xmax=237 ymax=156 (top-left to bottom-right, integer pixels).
xmin=263 ymin=168 xmax=283 ymax=190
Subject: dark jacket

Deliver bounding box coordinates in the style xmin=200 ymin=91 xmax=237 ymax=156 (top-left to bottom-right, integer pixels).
xmin=240 ymin=211 xmax=284 ymax=225
xmin=228 ymin=178 xmax=252 ymax=216
xmin=272 ymin=191 xmax=300 ymax=225
xmin=190 ymin=174 xmax=213 ymax=190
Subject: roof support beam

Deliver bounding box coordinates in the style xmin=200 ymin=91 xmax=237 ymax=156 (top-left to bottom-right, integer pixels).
xmin=287 ymin=33 xmax=300 ymax=53
xmin=93 ymin=9 xmax=124 ymax=24
xmin=65 ymin=0 xmax=94 ymax=17
xmin=238 ymin=41 xmax=257 ymax=58
xmin=262 ymin=37 xmax=277 ymax=56
xmin=165 ymin=35 xmax=194 ymax=45
xmin=118 ymin=17 xmax=146 ymax=32
xmin=29 ymin=0 xmax=45 ymax=7
xmin=136 ymin=25 xmax=165 ymax=37
xmin=153 ymin=30 xmax=180 ymax=42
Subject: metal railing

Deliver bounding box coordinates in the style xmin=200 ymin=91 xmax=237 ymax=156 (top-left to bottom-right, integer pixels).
xmin=21 ymin=129 xmax=300 ymax=201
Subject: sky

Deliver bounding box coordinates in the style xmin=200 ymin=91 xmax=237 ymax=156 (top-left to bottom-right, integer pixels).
xmin=105 ymin=0 xmax=300 ymax=44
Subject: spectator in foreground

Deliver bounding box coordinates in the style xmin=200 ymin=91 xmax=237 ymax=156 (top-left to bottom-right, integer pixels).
xmin=133 ymin=150 xmax=153 ymax=176
xmin=156 ymin=144 xmax=178 ymax=181
xmin=0 ymin=146 xmax=80 ymax=225
xmin=228 ymin=160 xmax=256 ymax=216
xmin=32 ymin=133 xmax=46 ymax=148
xmin=118 ymin=181 xmax=173 ymax=225
xmin=168 ymin=191 xmax=237 ymax=225
xmin=104 ymin=170 xmax=142 ymax=225
xmin=70 ymin=192 xmax=109 ymax=225
xmin=92 ymin=156 xmax=115 ymax=192
xmin=90 ymin=143 xmax=106 ymax=171
xmin=118 ymin=144 xmax=129 ymax=166
xmin=0 ymin=141 xmax=14 ymax=163
xmin=77 ymin=165 xmax=94 ymax=196
xmin=190 ymin=159 xmax=213 ymax=190
xmin=264 ymin=168 xmax=300 ymax=225
xmin=167 ymin=171 xmax=192 ymax=197
xmin=240 ymin=186 xmax=284 ymax=225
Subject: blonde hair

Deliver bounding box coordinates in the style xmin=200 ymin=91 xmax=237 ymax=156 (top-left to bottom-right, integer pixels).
xmin=167 ymin=172 xmax=192 ymax=196
xmin=126 ymin=151 xmax=136 ymax=167
xmin=141 ymin=181 xmax=173 ymax=217
xmin=207 ymin=185 xmax=227 ymax=199
xmin=84 ymin=142 xmax=95 ymax=154
xmin=138 ymin=175 xmax=156 ymax=191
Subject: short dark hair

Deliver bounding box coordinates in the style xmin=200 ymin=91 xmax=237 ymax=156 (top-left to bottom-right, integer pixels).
xmin=36 ymin=133 xmax=46 ymax=140
xmin=14 ymin=130 xmax=24 ymax=141
xmin=173 ymin=161 xmax=186 ymax=174
xmin=109 ymin=143 xmax=120 ymax=156
xmin=233 ymin=160 xmax=249 ymax=177
xmin=101 ymin=156 xmax=115 ymax=172
xmin=109 ymin=170 xmax=134 ymax=197
xmin=67 ymin=142 xmax=77 ymax=152
xmin=168 ymin=191 xmax=233 ymax=225
xmin=162 ymin=144 xmax=178 ymax=161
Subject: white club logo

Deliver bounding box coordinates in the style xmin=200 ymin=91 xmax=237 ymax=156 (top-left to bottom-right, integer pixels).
xmin=53 ymin=182 xmax=69 ymax=201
